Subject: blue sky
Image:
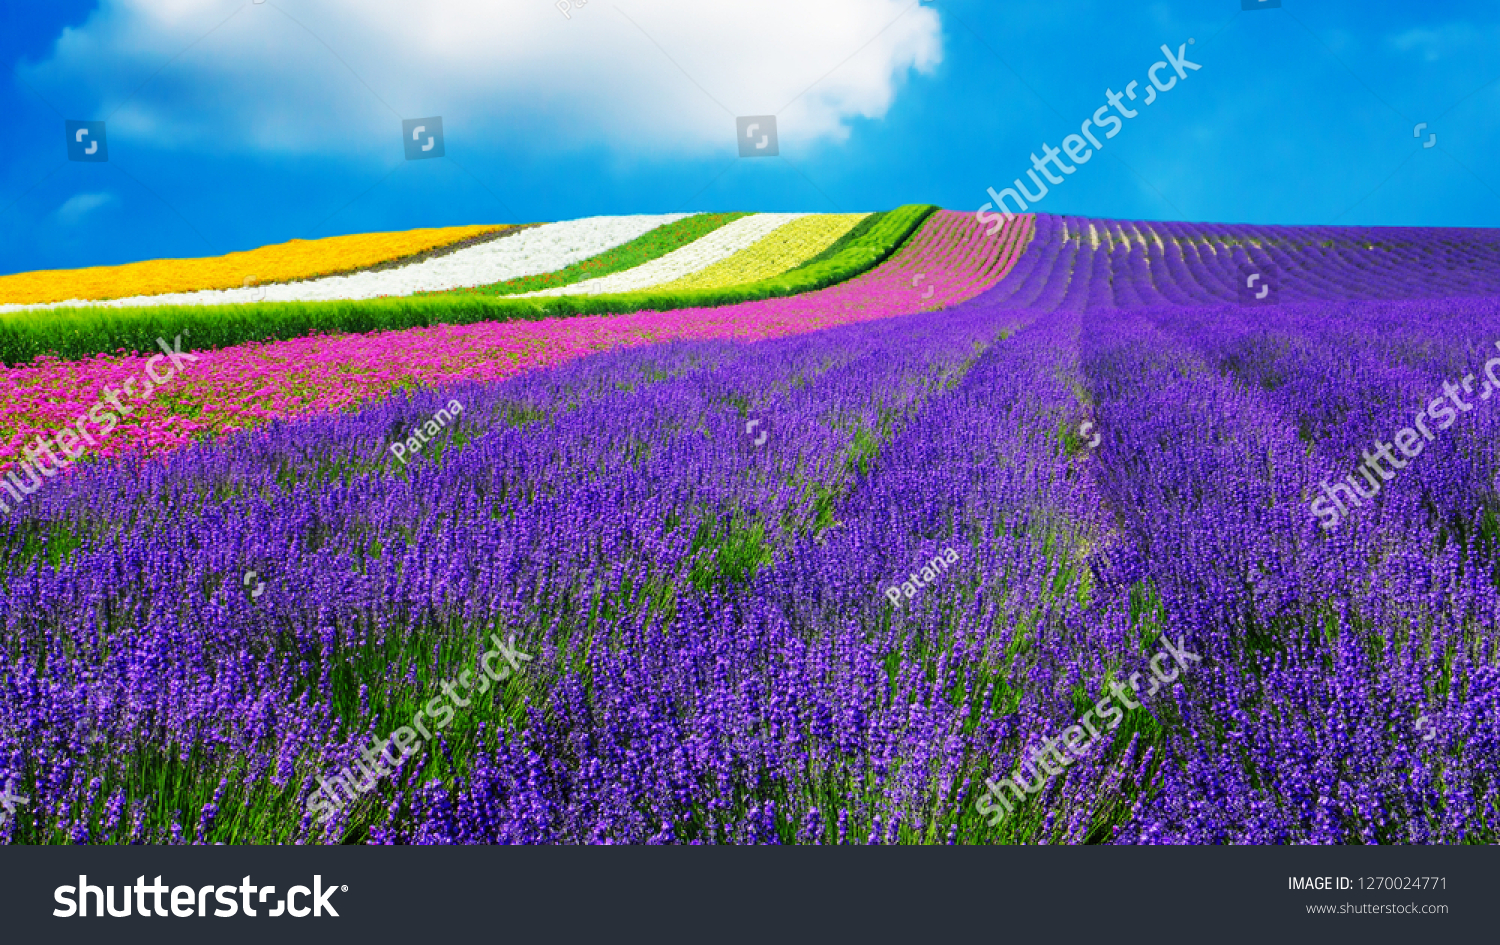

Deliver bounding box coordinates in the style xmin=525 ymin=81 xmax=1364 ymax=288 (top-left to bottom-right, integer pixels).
xmin=2 ymin=0 xmax=1498 ymax=276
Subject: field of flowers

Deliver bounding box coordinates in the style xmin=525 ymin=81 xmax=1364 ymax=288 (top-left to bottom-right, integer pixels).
xmin=0 ymin=224 xmax=510 ymax=306
xmin=430 ymin=213 xmax=748 ymax=298
xmin=3 ymin=208 xmax=1500 ymax=845
xmin=519 ymin=213 xmax=809 ymax=296
xmin=0 ymin=216 xmax=683 ymax=311
xmin=649 ymin=213 xmax=869 ymax=292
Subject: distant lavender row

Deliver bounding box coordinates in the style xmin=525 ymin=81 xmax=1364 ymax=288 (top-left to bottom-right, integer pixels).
xmin=978 ymin=214 xmax=1500 ymax=310
xmin=1084 ymin=298 xmax=1500 ymax=842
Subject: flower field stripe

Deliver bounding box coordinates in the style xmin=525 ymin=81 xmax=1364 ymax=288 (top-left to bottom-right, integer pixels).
xmin=422 ymin=213 xmax=749 ymax=299
xmin=0 ymin=212 xmax=1028 ymax=471
xmin=0 ymin=206 xmax=939 ymax=366
xmin=867 ymin=209 xmax=1034 ymax=310
xmin=517 ymin=213 xmax=807 ymax=296
xmin=648 ymin=214 xmax=870 ymax=292
xmin=779 ymin=211 xmax=888 ymax=276
xmin=760 ymin=307 xmax=1120 ymax=844
xmin=0 ymin=216 xmax=687 ymax=313
xmin=0 ymin=224 xmax=511 ymax=306
xmin=977 ymin=215 xmax=1500 ymax=311
xmin=741 ymin=209 xmax=1033 ymax=329
xmin=1142 ymin=298 xmax=1500 ymax=527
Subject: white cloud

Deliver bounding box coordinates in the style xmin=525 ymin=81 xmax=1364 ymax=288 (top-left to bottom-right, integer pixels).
xmin=21 ymin=0 xmax=942 ymax=157
xmin=55 ymin=192 xmax=117 ymax=225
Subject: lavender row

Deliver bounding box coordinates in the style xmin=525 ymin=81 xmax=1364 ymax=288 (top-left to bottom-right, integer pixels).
xmin=1079 ymin=303 xmax=1500 ymax=842
xmin=975 ymin=215 xmax=1500 ymax=311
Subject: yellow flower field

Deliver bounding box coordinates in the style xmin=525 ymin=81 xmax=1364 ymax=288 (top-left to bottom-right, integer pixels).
xmin=649 ymin=213 xmax=869 ymax=292
xmin=0 ymin=224 xmax=510 ymax=305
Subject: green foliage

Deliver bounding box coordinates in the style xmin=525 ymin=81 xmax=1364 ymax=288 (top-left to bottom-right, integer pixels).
xmin=0 ymin=205 xmax=937 ymax=366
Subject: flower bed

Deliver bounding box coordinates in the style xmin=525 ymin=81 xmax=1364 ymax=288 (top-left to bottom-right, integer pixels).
xmin=519 ymin=213 xmax=805 ymax=296
xmin=0 ymin=224 xmax=511 ymax=305
xmin=649 ymin=213 xmax=868 ymax=292
xmin=427 ymin=213 xmax=747 ymax=298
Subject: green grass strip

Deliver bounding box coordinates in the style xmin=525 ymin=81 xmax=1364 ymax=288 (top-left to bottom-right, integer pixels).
xmin=0 ymin=205 xmax=937 ymax=366
xmin=423 ymin=212 xmax=748 ymax=298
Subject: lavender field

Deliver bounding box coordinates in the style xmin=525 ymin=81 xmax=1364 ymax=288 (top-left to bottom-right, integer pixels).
xmin=5 ymin=212 xmax=1500 ymax=844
